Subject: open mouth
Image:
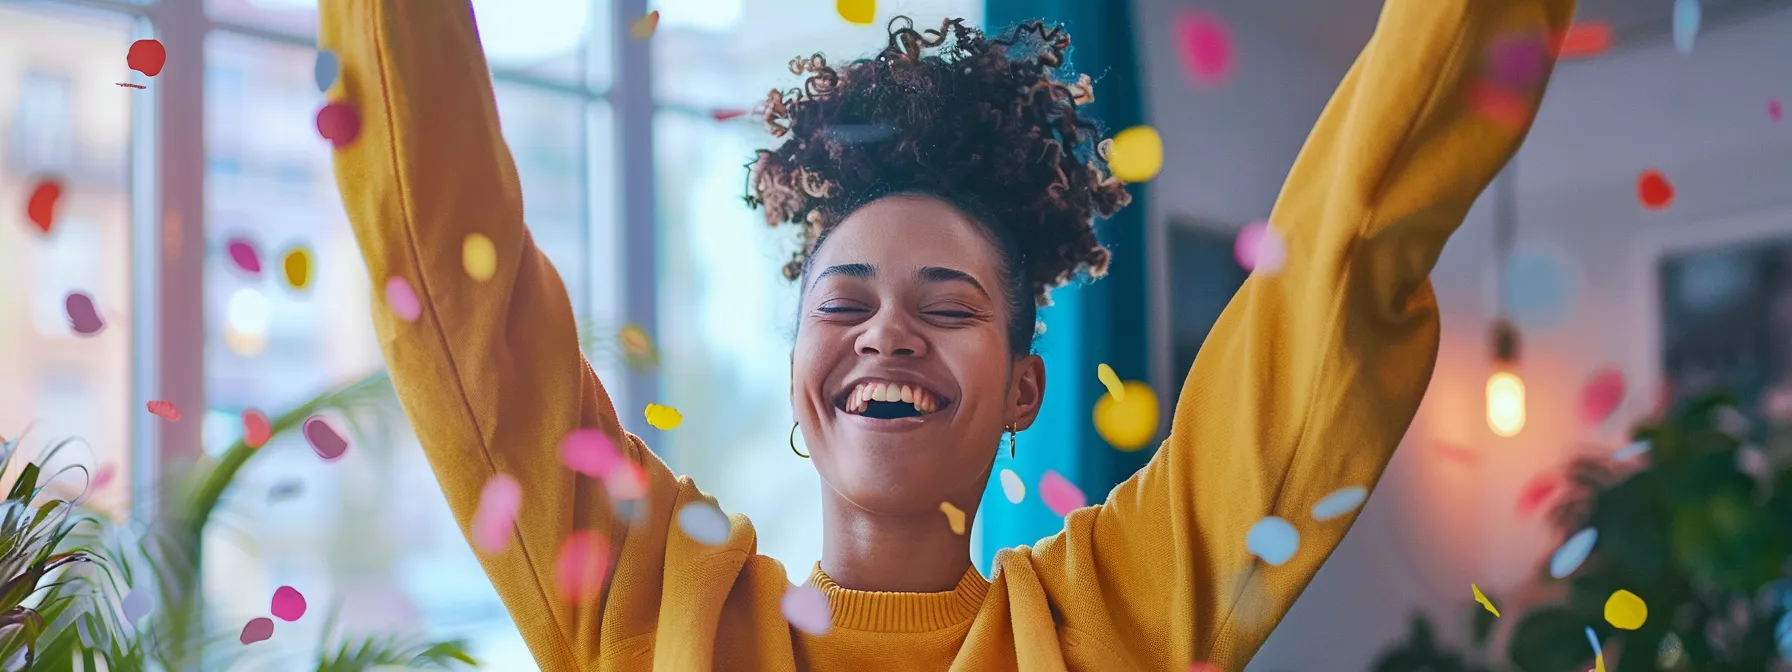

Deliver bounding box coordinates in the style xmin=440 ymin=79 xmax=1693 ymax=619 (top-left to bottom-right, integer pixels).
xmin=836 ymin=381 xmax=950 ymax=420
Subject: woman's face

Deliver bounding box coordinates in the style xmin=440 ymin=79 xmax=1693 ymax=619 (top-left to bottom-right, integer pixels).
xmin=791 ymin=194 xmax=1045 ymax=516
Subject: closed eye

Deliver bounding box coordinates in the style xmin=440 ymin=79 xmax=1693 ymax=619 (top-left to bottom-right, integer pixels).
xmin=926 ymin=310 xmax=975 ymax=319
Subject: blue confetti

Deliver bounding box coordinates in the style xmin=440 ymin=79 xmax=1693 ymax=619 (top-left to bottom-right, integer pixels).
xmin=1246 ymin=516 xmax=1299 ymax=566
xmin=1585 ymin=626 xmax=1604 ymax=668
xmin=1311 ymin=486 xmax=1368 ymax=522
xmin=315 ymin=50 xmax=340 ymax=93
xmin=1611 ymin=440 xmax=1652 ymax=461
xmin=1673 ymin=0 xmax=1700 ymax=55
xmin=1500 ymin=251 xmax=1579 ymax=333
xmin=1551 ymin=527 xmax=1599 ymax=579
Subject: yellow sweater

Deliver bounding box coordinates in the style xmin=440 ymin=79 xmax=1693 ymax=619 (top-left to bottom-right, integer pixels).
xmin=320 ymin=0 xmax=1572 ymax=669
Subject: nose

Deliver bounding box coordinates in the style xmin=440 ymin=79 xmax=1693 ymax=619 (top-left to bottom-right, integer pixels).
xmin=856 ymin=310 xmax=926 ymax=358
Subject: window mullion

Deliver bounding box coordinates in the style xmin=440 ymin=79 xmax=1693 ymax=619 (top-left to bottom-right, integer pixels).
xmin=611 ymin=0 xmax=657 ymax=442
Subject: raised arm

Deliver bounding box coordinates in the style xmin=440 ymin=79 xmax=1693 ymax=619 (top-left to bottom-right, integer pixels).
xmin=1028 ymin=0 xmax=1575 ymax=668
xmin=318 ymin=1 xmax=683 ymax=667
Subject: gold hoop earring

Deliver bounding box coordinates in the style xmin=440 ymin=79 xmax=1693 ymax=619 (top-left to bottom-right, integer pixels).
xmin=1006 ymin=425 xmax=1017 ymax=459
xmin=790 ymin=422 xmax=809 ymax=459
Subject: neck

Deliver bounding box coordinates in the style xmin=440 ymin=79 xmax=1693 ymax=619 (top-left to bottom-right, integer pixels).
xmin=819 ymin=492 xmax=977 ymax=593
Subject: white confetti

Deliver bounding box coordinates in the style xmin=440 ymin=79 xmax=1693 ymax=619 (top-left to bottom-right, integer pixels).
xmin=999 ymin=469 xmax=1026 ymax=504
xmin=676 ymin=502 xmax=730 ymax=546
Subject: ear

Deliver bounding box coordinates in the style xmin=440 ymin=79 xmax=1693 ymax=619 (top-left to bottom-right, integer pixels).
xmin=1007 ymin=354 xmax=1046 ymax=431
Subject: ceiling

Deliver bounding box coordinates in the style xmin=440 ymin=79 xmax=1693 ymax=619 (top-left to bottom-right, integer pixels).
xmin=1222 ymin=0 xmax=1792 ymax=61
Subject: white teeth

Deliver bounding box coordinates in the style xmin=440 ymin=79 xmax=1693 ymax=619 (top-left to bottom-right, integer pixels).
xmin=843 ymin=382 xmax=943 ymax=415
xmin=900 ymin=386 xmax=915 ymax=404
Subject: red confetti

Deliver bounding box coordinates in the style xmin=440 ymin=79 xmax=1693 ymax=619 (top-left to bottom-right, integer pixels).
xmin=316 ymin=103 xmax=362 ymax=149
xmin=1637 ymin=169 xmax=1675 ymax=210
xmin=710 ymin=109 xmax=748 ymax=121
xmin=65 ymin=292 xmax=105 ymax=335
xmin=116 ymin=83 xmax=146 ymax=89
xmin=127 ymin=39 xmax=166 ymax=77
xmin=26 ymin=179 xmax=63 ymax=235
xmin=146 ymin=400 xmax=180 ymax=421
xmin=239 ymin=617 xmax=273 ymax=645
xmin=242 ymin=410 xmax=271 ymax=448
xmin=226 ymin=238 xmax=262 ymax=274
xmin=1469 ymin=80 xmax=1530 ymax=130
xmin=1552 ymin=22 xmax=1612 ymax=60
xmin=554 ymin=530 xmax=613 ymax=603
xmin=302 ymin=415 xmax=349 ymax=460
xmin=1516 ymin=470 xmax=1560 ymax=517
xmin=1579 ymin=368 xmax=1626 ymax=425
xmin=1173 ymin=10 xmax=1234 ymax=87
xmin=270 ymin=586 xmax=306 ymax=622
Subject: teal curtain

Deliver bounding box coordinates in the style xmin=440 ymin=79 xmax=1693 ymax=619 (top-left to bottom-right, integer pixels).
xmin=976 ymin=0 xmax=1154 ymax=571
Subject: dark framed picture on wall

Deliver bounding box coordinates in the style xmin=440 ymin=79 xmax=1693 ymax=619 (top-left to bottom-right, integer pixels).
xmin=1163 ymin=214 xmax=1251 ymax=383
xmin=1652 ymin=224 xmax=1792 ymax=434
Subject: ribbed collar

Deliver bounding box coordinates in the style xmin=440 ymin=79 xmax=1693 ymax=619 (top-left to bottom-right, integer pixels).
xmin=806 ymin=563 xmax=990 ymax=633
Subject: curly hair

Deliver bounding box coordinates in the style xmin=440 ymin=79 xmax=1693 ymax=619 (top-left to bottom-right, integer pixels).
xmin=745 ymin=16 xmax=1132 ymax=354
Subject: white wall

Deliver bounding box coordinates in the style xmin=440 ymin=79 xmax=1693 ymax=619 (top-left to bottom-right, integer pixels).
xmin=1139 ymin=1 xmax=1792 ymax=669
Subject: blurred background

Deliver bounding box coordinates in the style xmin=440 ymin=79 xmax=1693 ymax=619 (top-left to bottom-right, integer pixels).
xmin=1 ymin=0 xmax=1789 ymax=669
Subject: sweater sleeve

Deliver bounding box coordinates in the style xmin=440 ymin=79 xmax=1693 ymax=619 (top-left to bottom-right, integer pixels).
xmin=318 ymin=1 xmax=679 ymax=668
xmin=1026 ymin=0 xmax=1575 ymax=668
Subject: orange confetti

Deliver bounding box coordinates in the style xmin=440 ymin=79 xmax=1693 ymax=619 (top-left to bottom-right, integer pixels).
xmin=630 ymin=10 xmax=660 ymax=39
xmin=1637 ymin=169 xmax=1675 ymax=210
xmin=1469 ymin=80 xmax=1530 ymax=130
xmin=1553 ymin=22 xmax=1612 ymax=60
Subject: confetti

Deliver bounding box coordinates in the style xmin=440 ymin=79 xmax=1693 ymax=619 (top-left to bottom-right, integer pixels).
xmin=270 ymin=586 xmax=306 ymax=622
xmin=710 ymin=109 xmax=748 ymax=122
xmin=92 ymin=464 xmax=115 ymax=490
xmin=473 ymin=474 xmax=523 ymax=552
xmin=121 ymin=587 xmax=153 ymax=624
xmin=676 ymin=502 xmax=730 ymax=546
xmin=242 ymin=410 xmax=271 ymax=448
xmin=1579 ymin=368 xmax=1625 ymax=425
xmin=1585 ymin=626 xmax=1606 ymax=672
xmin=1501 ymin=251 xmax=1578 ymax=331
xmin=316 ymin=102 xmax=362 ymax=149
xmin=1738 ymin=446 xmax=1770 ymax=480
xmin=1311 ymin=486 xmax=1368 ymax=521
xmin=146 ymin=400 xmax=180 ymax=421
xmin=385 ymin=276 xmax=422 ymax=322
xmin=1469 ymin=79 xmax=1531 ymax=129
xmin=65 ymin=292 xmax=105 ymax=336
xmin=1038 ymin=470 xmax=1086 ymax=517
xmin=1096 ymin=363 xmax=1125 ymax=401
xmin=1093 ymin=380 xmax=1158 ymax=451
xmin=619 ymin=324 xmax=659 ymax=372
xmin=1604 ymin=589 xmax=1646 ymax=630
xmin=1554 ymin=22 xmax=1612 ymax=60
xmin=835 ymin=0 xmax=874 ymax=26
xmin=554 ymin=530 xmax=612 ymax=603
xmin=117 ymin=82 xmax=146 ymax=89
xmin=999 ymin=469 xmax=1025 ymax=504
xmin=1550 ymin=527 xmax=1598 ymax=579
xmin=1672 ymin=0 xmax=1700 ymax=55
xmin=559 ymin=428 xmax=620 ymax=478
xmin=462 ymin=233 xmax=497 ymax=281
xmin=1173 ymin=10 xmax=1233 ymax=86
xmin=939 ymin=501 xmax=966 ymax=535
xmin=630 ymin=10 xmax=659 ymax=39
xmin=1611 ymin=440 xmax=1651 ymax=461
xmin=1472 ymin=583 xmax=1501 ymax=617
xmin=1637 ymin=169 xmax=1675 ymax=210
xmin=1489 ymin=34 xmax=1549 ymax=90
xmin=239 ymin=617 xmax=273 ymax=645
xmin=781 ymin=584 xmax=831 ymax=635
xmin=644 ymin=403 xmax=682 ymax=430
xmin=1107 ymin=126 xmax=1163 ymax=183
xmin=1657 ymin=632 xmax=1684 ymax=669
xmin=603 ymin=459 xmax=648 ymax=502
xmin=314 ymin=50 xmax=339 ymax=92
xmin=1233 ymin=220 xmax=1288 ymax=275
xmin=281 ymin=248 xmax=313 ymax=290
xmin=1516 ymin=470 xmax=1560 ymax=516
xmin=1771 ymin=99 xmax=1783 ymax=122
xmin=226 ymin=237 xmax=261 ymax=275
xmin=302 ymin=415 xmax=349 ymax=461
xmin=126 ymin=39 xmax=166 ymax=77
xmin=1246 ymin=516 xmax=1300 ymax=566
xmin=25 ymin=178 xmax=63 ymax=234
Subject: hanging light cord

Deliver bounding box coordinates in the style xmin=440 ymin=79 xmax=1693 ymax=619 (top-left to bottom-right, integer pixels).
xmin=1491 ymin=165 xmax=1520 ymax=363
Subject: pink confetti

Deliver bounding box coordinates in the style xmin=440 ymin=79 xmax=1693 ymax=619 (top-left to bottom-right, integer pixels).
xmin=472 ymin=474 xmax=523 ymax=552
xmin=92 ymin=464 xmax=116 ymax=491
xmin=604 ymin=459 xmax=648 ymax=502
xmin=1770 ymin=99 xmax=1783 ymax=122
xmin=1579 ymin=368 xmax=1625 ymax=425
xmin=1234 ymin=220 xmax=1286 ymax=273
xmin=315 ymin=102 xmax=362 ymax=148
xmin=146 ymin=400 xmax=181 ymax=421
xmin=270 ymin=586 xmax=306 ymax=622
xmin=385 ymin=276 xmax=421 ymax=322
xmin=1489 ymin=34 xmax=1549 ymax=90
xmin=239 ymin=617 xmax=273 ymax=645
xmin=242 ymin=410 xmax=271 ymax=448
xmin=1516 ymin=470 xmax=1560 ymax=517
xmin=226 ymin=237 xmax=262 ymax=275
xmin=302 ymin=415 xmax=349 ymax=460
xmin=1038 ymin=470 xmax=1087 ymax=517
xmin=559 ymin=428 xmax=620 ymax=477
xmin=554 ymin=530 xmax=612 ymax=603
xmin=1173 ymin=10 xmax=1234 ymax=86
xmin=65 ymin=292 xmax=105 ymax=336
xmin=780 ymin=584 xmax=831 ymax=635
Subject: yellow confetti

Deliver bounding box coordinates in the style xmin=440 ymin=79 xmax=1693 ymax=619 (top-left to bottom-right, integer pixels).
xmin=282 ymin=247 xmax=313 ymax=289
xmin=619 ymin=323 xmax=660 ymax=372
xmin=939 ymin=501 xmax=965 ymax=535
xmin=1603 ymin=589 xmax=1647 ymax=630
xmin=1093 ymin=381 xmax=1158 ymax=451
xmin=1096 ymin=363 xmax=1125 ymax=401
xmin=630 ymin=10 xmax=659 ymax=39
xmin=644 ymin=403 xmax=683 ymax=430
xmin=1107 ymin=126 xmax=1163 ymax=182
xmin=1471 ymin=584 xmax=1500 ymax=617
xmin=836 ymin=0 xmax=875 ymax=25
xmin=463 ymin=233 xmax=497 ymax=281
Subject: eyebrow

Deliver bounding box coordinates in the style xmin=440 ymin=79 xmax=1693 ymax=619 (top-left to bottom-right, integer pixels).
xmin=811 ymin=263 xmax=990 ymax=299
